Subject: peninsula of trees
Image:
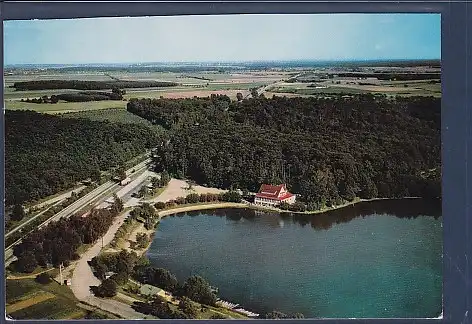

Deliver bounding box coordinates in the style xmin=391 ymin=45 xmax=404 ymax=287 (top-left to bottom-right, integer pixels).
xmin=127 ymin=94 xmax=440 ymax=210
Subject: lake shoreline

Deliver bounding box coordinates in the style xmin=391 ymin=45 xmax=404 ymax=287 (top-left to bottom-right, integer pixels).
xmin=143 ymin=197 xmax=442 ymax=319
xmin=134 ymin=196 xmax=428 ymax=257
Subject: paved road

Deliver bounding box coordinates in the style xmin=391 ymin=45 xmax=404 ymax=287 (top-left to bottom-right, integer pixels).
xmin=5 ymin=158 xmax=151 ymax=266
xmin=6 ymin=198 xmax=67 ymax=239
xmin=70 ymin=201 xmax=151 ymax=318
xmin=82 ymin=296 xmax=148 ymax=319
xmin=70 ymin=209 xmax=130 ymax=299
xmin=25 ymin=185 xmax=87 ymax=213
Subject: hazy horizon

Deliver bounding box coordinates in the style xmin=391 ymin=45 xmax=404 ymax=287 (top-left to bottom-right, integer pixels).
xmin=4 ymin=58 xmax=441 ymax=68
xmin=4 ymin=14 xmax=441 ymax=65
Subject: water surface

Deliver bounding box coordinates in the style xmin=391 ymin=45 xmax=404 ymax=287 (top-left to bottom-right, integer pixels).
xmin=147 ymin=199 xmax=442 ymax=318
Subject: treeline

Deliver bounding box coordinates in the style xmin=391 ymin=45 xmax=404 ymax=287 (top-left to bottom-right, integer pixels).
xmin=5 ymin=110 xmax=160 ymax=205
xmin=22 ymin=89 xmax=124 ymax=104
xmin=153 ymin=190 xmax=242 ymax=210
xmin=12 ymin=80 xmax=178 ymax=91
xmin=12 ymin=196 xmax=124 ymax=273
xmin=6 ymin=186 xmax=96 ymax=247
xmin=127 ymin=94 xmax=440 ymax=209
xmin=89 ymin=250 xmax=219 ymax=318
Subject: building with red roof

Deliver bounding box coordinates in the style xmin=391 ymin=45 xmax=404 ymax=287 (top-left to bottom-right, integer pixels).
xmin=254 ymin=184 xmax=296 ymax=207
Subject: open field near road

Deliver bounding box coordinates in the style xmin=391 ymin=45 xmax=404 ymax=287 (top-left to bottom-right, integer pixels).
xmin=5 ymin=279 xmax=87 ymax=320
xmin=6 ymin=292 xmax=55 ymax=313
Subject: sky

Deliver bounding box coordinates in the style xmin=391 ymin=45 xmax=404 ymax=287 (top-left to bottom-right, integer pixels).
xmin=4 ymin=14 xmax=441 ymax=65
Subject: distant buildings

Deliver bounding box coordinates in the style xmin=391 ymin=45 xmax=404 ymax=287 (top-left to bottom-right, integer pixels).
xmin=254 ymin=184 xmax=296 ymax=207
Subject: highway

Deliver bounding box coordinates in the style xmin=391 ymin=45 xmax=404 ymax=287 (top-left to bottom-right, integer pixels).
xmin=6 ymin=198 xmax=67 ymax=239
xmin=24 ymin=185 xmax=87 ymax=214
xmin=5 ymin=158 xmax=152 ymax=266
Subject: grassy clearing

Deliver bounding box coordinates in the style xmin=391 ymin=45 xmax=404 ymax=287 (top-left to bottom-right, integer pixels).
xmin=61 ymin=108 xmax=154 ymax=126
xmin=6 ymin=292 xmax=56 ymax=313
xmin=5 ymin=279 xmax=41 ymax=304
xmin=205 ymin=82 xmax=267 ymax=90
xmin=8 ymin=297 xmax=86 ymax=320
xmin=5 ymin=100 xmax=127 ymax=113
xmin=6 ymin=278 xmax=87 ymax=320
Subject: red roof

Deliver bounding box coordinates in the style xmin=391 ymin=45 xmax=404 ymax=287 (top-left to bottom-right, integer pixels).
xmin=255 ymin=184 xmax=294 ymax=201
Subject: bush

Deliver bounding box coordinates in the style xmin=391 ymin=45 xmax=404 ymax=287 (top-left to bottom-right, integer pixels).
xmin=220 ymin=191 xmax=242 ymax=203
xmin=178 ymin=296 xmax=198 ymax=318
xmin=278 ymin=202 xmax=290 ymax=210
xmin=288 ymin=202 xmax=307 ymax=212
xmin=175 ymin=197 xmax=186 ymax=205
xmin=185 ymin=193 xmax=200 ymax=204
xmin=110 ymin=272 xmax=129 ymax=286
xmin=35 ymin=272 xmax=52 ymax=284
xmin=154 ymin=201 xmax=166 ymax=210
xmin=91 ymin=278 xmax=118 ymax=297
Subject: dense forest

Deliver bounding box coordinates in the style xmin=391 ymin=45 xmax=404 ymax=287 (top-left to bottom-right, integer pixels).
xmin=12 ymin=80 xmax=178 ymax=91
xmin=5 ymin=110 xmax=161 ymax=205
xmin=12 ymin=196 xmax=124 ymax=273
xmin=127 ymin=94 xmax=440 ymax=210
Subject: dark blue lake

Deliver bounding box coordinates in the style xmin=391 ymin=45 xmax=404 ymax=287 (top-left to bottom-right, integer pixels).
xmin=147 ymin=199 xmax=442 ymax=318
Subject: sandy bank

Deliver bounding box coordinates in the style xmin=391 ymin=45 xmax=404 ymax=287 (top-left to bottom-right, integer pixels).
xmin=145 ymin=178 xmax=226 ymax=204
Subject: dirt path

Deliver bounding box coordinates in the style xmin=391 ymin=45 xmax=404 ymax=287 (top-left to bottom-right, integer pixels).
xmin=7 ymin=268 xmax=54 ymax=280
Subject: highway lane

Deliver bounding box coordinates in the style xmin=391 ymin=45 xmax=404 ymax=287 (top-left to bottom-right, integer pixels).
xmin=5 ymin=158 xmax=152 ymax=266
xmin=6 ymin=198 xmax=67 ymax=239
xmin=24 ymin=185 xmax=87 ymax=213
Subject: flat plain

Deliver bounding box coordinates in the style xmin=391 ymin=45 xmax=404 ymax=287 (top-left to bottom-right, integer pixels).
xmin=4 ymin=66 xmax=440 ymax=114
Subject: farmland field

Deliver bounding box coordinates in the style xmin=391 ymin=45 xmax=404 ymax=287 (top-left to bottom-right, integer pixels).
xmin=5 ymin=279 xmax=87 ymax=320
xmin=5 ymin=100 xmax=127 ymax=113
xmin=4 ymin=66 xmax=441 ymax=115
xmin=61 ymin=107 xmax=155 ymax=126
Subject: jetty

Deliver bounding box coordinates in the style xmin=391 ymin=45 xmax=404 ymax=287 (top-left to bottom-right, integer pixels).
xmin=216 ymin=299 xmax=259 ymax=318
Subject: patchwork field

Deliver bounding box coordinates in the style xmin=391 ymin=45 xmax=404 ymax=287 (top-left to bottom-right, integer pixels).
xmin=5 ymin=278 xmax=87 ymax=320
xmin=4 ymin=66 xmax=441 ymax=114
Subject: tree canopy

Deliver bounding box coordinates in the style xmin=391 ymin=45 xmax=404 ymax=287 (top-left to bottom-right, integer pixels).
xmin=12 ymin=80 xmax=178 ymax=91
xmin=127 ymin=94 xmax=440 ymax=209
xmin=5 ymin=110 xmax=160 ymax=205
